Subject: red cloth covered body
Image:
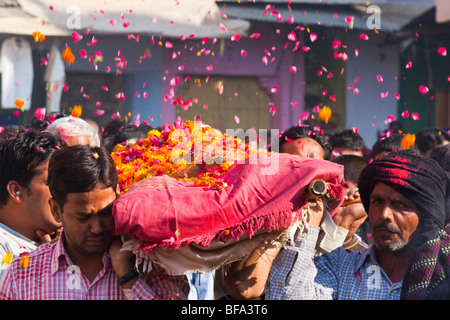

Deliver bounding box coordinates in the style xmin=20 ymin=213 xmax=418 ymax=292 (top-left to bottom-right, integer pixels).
xmin=112 ymin=153 xmax=345 ymax=253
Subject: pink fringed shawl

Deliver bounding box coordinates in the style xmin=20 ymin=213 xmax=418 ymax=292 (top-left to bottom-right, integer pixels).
xmin=113 ymin=153 xmax=345 ymax=255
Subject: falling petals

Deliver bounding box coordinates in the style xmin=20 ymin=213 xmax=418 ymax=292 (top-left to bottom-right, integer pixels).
xmin=405 ymin=61 xmax=412 ymax=68
xmin=376 ymin=75 xmax=383 ymax=82
xmin=290 ymin=66 xmax=297 ymax=73
xmin=360 ymin=33 xmax=369 ymax=40
xmin=32 ymin=30 xmax=45 ymax=42
xmin=14 ymin=98 xmax=24 ymax=109
xmin=240 ymin=50 xmax=247 ymax=57
xmin=79 ymin=49 xmax=87 ymax=59
xmin=234 ymin=115 xmax=240 ymax=124
xmin=34 ymin=108 xmax=46 ymax=120
xmin=61 ymin=47 xmax=75 ymax=65
xmin=310 ymin=33 xmax=317 ymax=42
xmin=438 ymin=47 xmax=447 ymax=56
xmin=401 ymin=110 xmax=409 ymax=118
xmin=318 ymin=106 xmax=332 ymax=124
xmin=71 ymin=32 xmax=83 ymax=42
xmin=419 ymin=85 xmax=429 ymax=94
xmin=411 ymin=113 xmax=420 ymax=120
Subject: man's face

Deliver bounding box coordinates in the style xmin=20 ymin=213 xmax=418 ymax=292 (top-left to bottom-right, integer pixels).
xmin=280 ymin=137 xmax=324 ymax=159
xmin=369 ymin=182 xmax=420 ymax=253
xmin=52 ymin=187 xmax=117 ymax=257
xmin=22 ymin=161 xmax=62 ymax=241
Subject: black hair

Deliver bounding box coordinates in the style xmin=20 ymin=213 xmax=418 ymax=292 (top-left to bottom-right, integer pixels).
xmin=332 ymin=154 xmax=368 ymax=185
xmin=47 ymin=145 xmax=118 ymax=208
xmin=429 ymin=144 xmax=450 ymax=172
xmin=277 ymin=125 xmax=332 ymax=160
xmin=370 ymin=133 xmax=405 ymax=159
xmin=104 ymin=123 xmax=153 ymax=152
xmin=0 ymin=130 xmax=61 ymax=207
xmin=415 ymin=128 xmax=450 ymax=155
xmin=329 ymin=129 xmax=367 ymax=152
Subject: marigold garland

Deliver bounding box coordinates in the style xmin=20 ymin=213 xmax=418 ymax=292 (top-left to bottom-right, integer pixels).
xmin=111 ymin=120 xmax=257 ymax=195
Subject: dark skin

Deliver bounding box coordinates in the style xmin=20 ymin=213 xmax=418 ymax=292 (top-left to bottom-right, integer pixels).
xmin=225 ymin=182 xmax=421 ymax=298
xmin=49 ymin=187 xmax=136 ymax=288
xmin=368 ymin=182 xmax=420 ymax=283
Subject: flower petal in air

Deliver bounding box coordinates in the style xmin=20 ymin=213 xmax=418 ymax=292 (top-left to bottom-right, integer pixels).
xmin=419 ymin=85 xmax=429 ymax=94
xmin=34 ymin=108 xmax=46 ymax=120
xmin=318 ymin=106 xmax=332 ymax=124
xmin=72 ymin=32 xmax=83 ymax=42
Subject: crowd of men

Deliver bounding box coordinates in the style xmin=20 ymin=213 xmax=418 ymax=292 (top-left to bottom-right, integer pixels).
xmin=0 ymin=112 xmax=449 ymax=300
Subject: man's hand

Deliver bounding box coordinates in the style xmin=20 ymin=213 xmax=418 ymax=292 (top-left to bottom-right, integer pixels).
xmin=332 ymin=188 xmax=367 ymax=242
xmin=109 ymin=237 xmax=138 ymax=289
xmin=307 ymin=197 xmax=326 ymax=227
xmin=35 ymin=227 xmax=62 ymax=245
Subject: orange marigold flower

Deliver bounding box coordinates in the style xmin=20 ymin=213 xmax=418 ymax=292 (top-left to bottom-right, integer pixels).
xmin=71 ymin=105 xmax=82 ymax=118
xmin=19 ymin=252 xmax=30 ymax=269
xmin=401 ymin=133 xmax=415 ymax=150
xmin=62 ymin=46 xmax=75 ymax=65
xmin=14 ymin=98 xmax=24 ymax=109
xmin=319 ymin=106 xmax=332 ymax=124
xmin=32 ymin=30 xmax=45 ymax=42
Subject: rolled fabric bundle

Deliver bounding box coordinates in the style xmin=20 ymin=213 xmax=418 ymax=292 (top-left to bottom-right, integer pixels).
xmin=112 ymin=152 xmax=345 ymax=275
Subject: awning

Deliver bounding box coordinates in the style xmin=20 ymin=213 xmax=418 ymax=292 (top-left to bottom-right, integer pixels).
xmin=1 ymin=0 xmax=250 ymax=38
xmin=220 ymin=0 xmax=435 ymax=32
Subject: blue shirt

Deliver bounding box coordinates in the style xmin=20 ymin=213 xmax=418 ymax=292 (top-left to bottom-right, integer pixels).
xmin=266 ymin=226 xmax=403 ymax=300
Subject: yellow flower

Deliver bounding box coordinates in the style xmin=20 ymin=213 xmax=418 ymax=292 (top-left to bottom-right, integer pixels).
xmin=319 ymin=106 xmax=332 ymax=124
xmin=2 ymin=251 xmax=13 ymax=265
xmin=401 ymin=133 xmax=415 ymax=150
xmin=62 ymin=46 xmax=75 ymax=65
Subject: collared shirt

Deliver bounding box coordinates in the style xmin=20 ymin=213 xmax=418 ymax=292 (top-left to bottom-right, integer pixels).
xmin=266 ymin=226 xmax=403 ymax=300
xmin=0 ymin=233 xmax=189 ymax=300
xmin=0 ymin=222 xmax=38 ymax=277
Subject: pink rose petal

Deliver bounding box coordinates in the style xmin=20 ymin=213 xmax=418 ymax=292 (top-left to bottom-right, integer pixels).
xmin=79 ymin=49 xmax=87 ymax=59
xmin=419 ymin=85 xmax=429 ymax=94
xmin=401 ymin=110 xmax=410 ymax=118
xmin=360 ymin=33 xmax=369 ymax=40
xmin=405 ymin=61 xmax=412 ymax=68
xmin=310 ymin=33 xmax=317 ymax=42
xmin=290 ymin=66 xmax=297 ymax=73
xmin=438 ymin=47 xmax=447 ymax=56
xmin=72 ymin=32 xmax=83 ymax=42
xmin=376 ymin=75 xmax=383 ymax=82
xmin=34 ymin=108 xmax=46 ymax=120
xmin=411 ymin=113 xmax=420 ymax=120
xmin=234 ymin=115 xmax=240 ymax=124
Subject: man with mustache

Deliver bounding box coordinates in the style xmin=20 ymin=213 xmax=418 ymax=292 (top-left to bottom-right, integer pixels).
xmin=267 ymin=149 xmax=450 ymax=300
xmin=0 ymin=145 xmax=189 ymax=300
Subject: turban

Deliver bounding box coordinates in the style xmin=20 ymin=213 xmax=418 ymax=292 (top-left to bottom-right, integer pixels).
xmin=358 ymin=149 xmax=449 ymax=246
xmin=358 ymin=149 xmax=450 ymax=300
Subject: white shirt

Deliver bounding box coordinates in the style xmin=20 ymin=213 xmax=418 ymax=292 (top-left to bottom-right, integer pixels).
xmin=0 ymin=222 xmax=38 ymax=277
xmin=0 ymin=37 xmax=34 ymax=110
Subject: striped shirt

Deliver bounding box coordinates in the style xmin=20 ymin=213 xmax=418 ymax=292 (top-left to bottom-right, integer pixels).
xmin=266 ymin=226 xmax=403 ymax=300
xmin=0 ymin=234 xmax=189 ymax=300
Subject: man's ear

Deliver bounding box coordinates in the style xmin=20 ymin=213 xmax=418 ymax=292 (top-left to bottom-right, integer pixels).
xmin=49 ymin=198 xmax=62 ymax=223
xmin=6 ymin=181 xmax=24 ymax=204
